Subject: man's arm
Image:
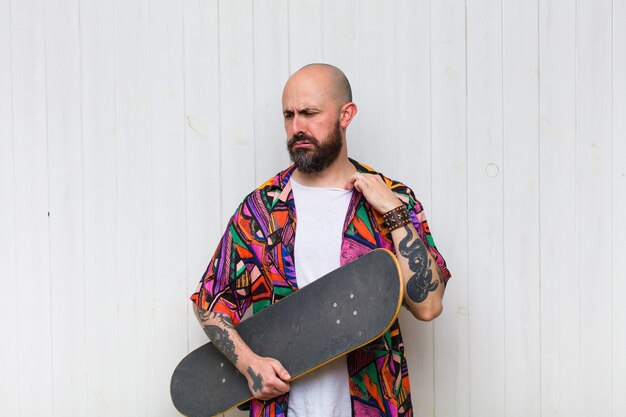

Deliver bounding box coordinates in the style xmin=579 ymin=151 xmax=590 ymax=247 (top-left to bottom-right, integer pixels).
xmin=346 ymin=173 xmax=445 ymax=321
xmin=193 ymin=304 xmax=291 ymax=400
xmin=389 ymin=222 xmax=444 ymax=320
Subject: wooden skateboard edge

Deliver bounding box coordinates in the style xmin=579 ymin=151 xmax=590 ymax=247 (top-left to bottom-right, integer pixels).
xmin=176 ymin=248 xmax=404 ymax=417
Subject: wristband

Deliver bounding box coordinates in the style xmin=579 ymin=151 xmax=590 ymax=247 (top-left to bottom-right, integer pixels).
xmin=382 ymin=205 xmax=411 ymax=232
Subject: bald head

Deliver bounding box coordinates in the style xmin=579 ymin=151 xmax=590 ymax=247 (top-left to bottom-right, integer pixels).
xmin=281 ymin=63 xmax=358 ymax=149
xmin=283 ymin=63 xmax=353 ymax=109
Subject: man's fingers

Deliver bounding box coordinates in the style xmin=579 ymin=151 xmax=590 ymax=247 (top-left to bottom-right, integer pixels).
xmin=264 ymin=360 xmax=290 ymax=395
xmin=346 ymin=174 xmax=365 ymax=192
xmin=345 ymin=176 xmax=357 ymax=190
xmin=348 ymin=173 xmax=378 ymax=190
xmin=347 ymin=173 xmax=402 ymax=213
xmin=269 ymin=358 xmax=291 ymax=381
xmin=253 ymin=374 xmax=290 ymax=400
xmin=268 ymin=375 xmax=291 ymax=393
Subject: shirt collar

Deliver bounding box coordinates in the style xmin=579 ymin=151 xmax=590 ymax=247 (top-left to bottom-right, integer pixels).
xmin=267 ymin=159 xmax=378 ymax=206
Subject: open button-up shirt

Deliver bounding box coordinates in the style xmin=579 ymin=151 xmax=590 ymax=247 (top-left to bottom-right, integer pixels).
xmin=191 ymin=160 xmax=451 ymax=417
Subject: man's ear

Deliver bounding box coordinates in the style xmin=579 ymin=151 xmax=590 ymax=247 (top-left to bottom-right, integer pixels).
xmin=339 ymin=102 xmax=358 ymax=128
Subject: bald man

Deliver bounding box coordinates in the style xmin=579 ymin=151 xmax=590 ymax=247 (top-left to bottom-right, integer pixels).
xmin=191 ymin=64 xmax=451 ymax=417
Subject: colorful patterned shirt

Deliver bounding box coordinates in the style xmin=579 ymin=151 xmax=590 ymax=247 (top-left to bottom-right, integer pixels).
xmin=191 ymin=159 xmax=451 ymax=417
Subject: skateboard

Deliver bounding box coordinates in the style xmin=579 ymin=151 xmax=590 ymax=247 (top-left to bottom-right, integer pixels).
xmin=170 ymin=248 xmax=403 ymax=417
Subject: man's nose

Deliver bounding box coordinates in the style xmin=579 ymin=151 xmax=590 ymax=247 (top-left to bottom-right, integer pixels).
xmin=290 ymin=114 xmax=305 ymax=135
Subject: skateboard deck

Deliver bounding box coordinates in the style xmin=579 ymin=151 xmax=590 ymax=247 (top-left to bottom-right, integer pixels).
xmin=171 ymin=248 xmax=403 ymax=417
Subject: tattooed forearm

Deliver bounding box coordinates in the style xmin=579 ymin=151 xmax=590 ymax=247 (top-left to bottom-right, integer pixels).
xmin=247 ymin=367 xmax=264 ymax=392
xmin=202 ymin=324 xmax=239 ymax=365
xmin=203 ymin=324 xmax=239 ymax=365
xmin=196 ymin=308 xmax=238 ymax=364
xmin=399 ymin=224 xmax=440 ymax=303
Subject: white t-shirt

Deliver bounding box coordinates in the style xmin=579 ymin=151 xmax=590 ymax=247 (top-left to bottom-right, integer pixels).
xmin=287 ymin=178 xmax=353 ymax=417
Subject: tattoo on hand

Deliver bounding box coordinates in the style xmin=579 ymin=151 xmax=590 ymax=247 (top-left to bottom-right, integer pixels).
xmin=399 ymin=225 xmax=439 ymax=303
xmin=247 ymin=367 xmax=264 ymax=392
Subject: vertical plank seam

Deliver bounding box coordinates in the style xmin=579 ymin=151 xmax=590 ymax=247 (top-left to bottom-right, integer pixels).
xmin=252 ymin=1 xmax=257 ymax=184
xmin=610 ymin=1 xmax=615 ymax=415
xmin=537 ymin=0 xmax=543 ymax=414
xmin=356 ymin=0 xmax=361 ymax=114
xmin=113 ymin=0 xmax=122 ymax=410
xmin=146 ymin=1 xmax=156 ymax=407
xmin=182 ymin=0 xmax=190 ymax=354
xmin=500 ymin=1 xmax=507 ymax=416
xmin=287 ymin=0 xmax=291 ymax=74
xmin=427 ymin=1 xmax=437 ymax=414
xmin=43 ymin=0 xmax=57 ymax=413
xmin=253 ymin=0 xmax=258 ymax=182
xmin=574 ymin=1 xmax=581 ymax=415
xmin=8 ymin=0 xmax=23 ymax=414
xmin=77 ymin=0 xmax=89 ymax=412
xmin=321 ymin=0 xmax=325 ymax=61
xmin=217 ymin=0 xmax=224 ymax=229
xmin=321 ymin=0 xmax=325 ymax=64
xmin=464 ymin=0 xmax=471 ymax=415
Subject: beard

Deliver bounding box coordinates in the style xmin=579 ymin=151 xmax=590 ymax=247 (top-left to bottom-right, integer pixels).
xmin=287 ymin=121 xmax=343 ymax=174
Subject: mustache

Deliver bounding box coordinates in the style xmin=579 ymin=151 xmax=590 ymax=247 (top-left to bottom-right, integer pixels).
xmin=288 ymin=133 xmax=318 ymax=148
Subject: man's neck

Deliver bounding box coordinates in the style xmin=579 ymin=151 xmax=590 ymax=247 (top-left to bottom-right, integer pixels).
xmin=291 ymin=156 xmax=356 ymax=189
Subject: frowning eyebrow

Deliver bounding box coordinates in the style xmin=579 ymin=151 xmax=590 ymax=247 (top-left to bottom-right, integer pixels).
xmin=283 ymin=107 xmax=320 ymax=117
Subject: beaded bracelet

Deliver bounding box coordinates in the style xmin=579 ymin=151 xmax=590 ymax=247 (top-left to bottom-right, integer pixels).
xmin=382 ymin=205 xmax=411 ymax=232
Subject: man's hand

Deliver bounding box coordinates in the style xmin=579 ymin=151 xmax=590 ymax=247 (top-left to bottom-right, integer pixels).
xmin=244 ymin=355 xmax=291 ymax=401
xmin=345 ymin=172 xmax=402 ymax=213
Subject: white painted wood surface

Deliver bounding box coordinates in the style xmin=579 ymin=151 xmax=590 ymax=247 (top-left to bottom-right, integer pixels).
xmin=0 ymin=1 xmax=19 ymax=416
xmin=539 ymin=1 xmax=579 ymax=416
xmin=466 ymin=1 xmax=505 ymax=416
xmin=183 ymin=0 xmax=223 ymax=353
xmin=45 ymin=1 xmax=87 ymax=416
xmin=80 ymin=1 xmax=120 ymax=415
xmin=502 ymin=1 xmax=541 ymax=416
xmin=613 ymin=3 xmax=626 ymax=417
xmin=577 ymin=0 xmax=613 ymax=414
xmin=430 ymin=1 xmax=469 ymax=416
xmin=0 ymin=1 xmax=623 ymax=416
xmin=9 ymin=1 xmax=54 ymax=416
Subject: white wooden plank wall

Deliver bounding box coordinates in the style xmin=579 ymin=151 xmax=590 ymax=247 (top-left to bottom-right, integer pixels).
xmin=503 ymin=0 xmax=541 ymax=415
xmin=183 ymin=0 xmax=222 ymax=352
xmin=431 ymin=1 xmax=469 ymax=416
xmin=0 ymin=1 xmax=623 ymax=417
xmin=81 ymin=1 xmax=119 ymax=415
xmin=0 ymin=1 xmax=19 ymax=415
xmin=466 ymin=0 xmax=505 ymax=415
xmin=46 ymin=1 xmax=87 ymax=416
xmin=613 ymin=2 xmax=626 ymax=415
xmin=577 ymin=0 xmax=613 ymax=415
xmin=539 ymin=0 xmax=578 ymax=416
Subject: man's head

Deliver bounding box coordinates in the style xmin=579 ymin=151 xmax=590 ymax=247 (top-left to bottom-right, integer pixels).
xmin=282 ymin=64 xmax=357 ymax=174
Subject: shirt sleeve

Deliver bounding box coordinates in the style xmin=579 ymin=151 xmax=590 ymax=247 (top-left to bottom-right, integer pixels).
xmin=190 ymin=203 xmax=256 ymax=325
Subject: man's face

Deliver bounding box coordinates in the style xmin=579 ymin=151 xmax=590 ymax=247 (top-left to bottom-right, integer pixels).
xmin=286 ymin=120 xmax=343 ymax=174
xmin=282 ymin=70 xmax=345 ymax=174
